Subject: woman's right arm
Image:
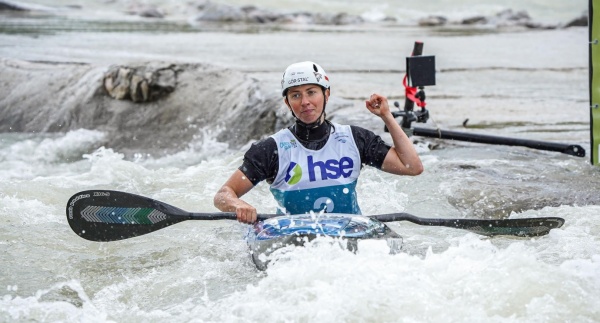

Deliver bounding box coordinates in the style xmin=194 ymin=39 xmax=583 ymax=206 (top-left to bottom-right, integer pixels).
xmin=213 ymin=169 xmax=258 ymax=224
xmin=214 ymin=137 xmax=278 ymax=224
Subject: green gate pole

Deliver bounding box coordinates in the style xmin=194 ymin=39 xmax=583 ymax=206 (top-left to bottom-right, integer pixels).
xmin=591 ymin=0 xmax=600 ymax=165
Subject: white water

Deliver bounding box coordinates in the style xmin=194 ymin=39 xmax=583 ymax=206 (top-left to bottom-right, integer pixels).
xmin=1 ymin=0 xmax=599 ymax=322
xmin=1 ymin=130 xmax=599 ymax=322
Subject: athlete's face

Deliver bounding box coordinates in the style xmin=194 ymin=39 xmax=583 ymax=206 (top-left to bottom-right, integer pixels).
xmin=285 ymin=84 xmax=329 ymax=124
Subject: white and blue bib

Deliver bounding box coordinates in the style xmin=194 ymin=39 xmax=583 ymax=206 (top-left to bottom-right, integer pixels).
xmin=270 ymin=123 xmax=362 ymax=214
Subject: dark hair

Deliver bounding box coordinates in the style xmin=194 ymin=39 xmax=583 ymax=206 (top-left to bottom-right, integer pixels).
xmin=283 ymin=85 xmax=328 ymax=99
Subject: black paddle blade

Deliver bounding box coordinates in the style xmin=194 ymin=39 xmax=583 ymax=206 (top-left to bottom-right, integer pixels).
xmin=66 ymin=190 xmax=190 ymax=242
xmin=440 ymin=217 xmax=565 ymax=237
xmin=374 ymin=213 xmax=565 ymax=237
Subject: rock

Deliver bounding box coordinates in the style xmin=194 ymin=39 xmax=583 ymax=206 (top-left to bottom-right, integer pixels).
xmin=124 ymin=4 xmax=165 ymax=18
xmin=421 ymin=9 xmax=561 ymax=30
xmin=524 ymin=21 xmax=558 ymax=30
xmin=193 ymin=1 xmax=363 ymax=26
xmin=103 ymin=64 xmax=177 ymax=103
xmin=564 ymin=13 xmax=588 ymax=27
xmin=330 ymin=13 xmax=364 ymax=25
xmin=195 ymin=1 xmax=245 ymax=22
xmin=0 ymin=0 xmax=55 ymax=12
xmin=0 ymin=0 xmax=28 ymax=11
xmin=104 ymin=67 xmax=132 ymax=100
xmin=195 ymin=0 xmax=210 ymax=10
xmin=262 ymin=6 xmax=365 ymax=26
xmin=461 ymin=16 xmax=487 ymax=25
xmin=418 ymin=16 xmax=447 ymax=27
xmin=281 ymin=12 xmax=314 ymax=24
xmin=0 ymin=59 xmax=353 ymax=156
xmin=0 ymin=59 xmax=291 ymax=155
xmin=294 ymin=12 xmax=363 ymax=25
xmin=495 ymin=9 xmax=530 ymax=22
xmin=490 ymin=9 xmax=557 ymax=28
xmin=243 ymin=6 xmax=283 ymax=23
xmin=139 ymin=7 xmax=164 ymax=18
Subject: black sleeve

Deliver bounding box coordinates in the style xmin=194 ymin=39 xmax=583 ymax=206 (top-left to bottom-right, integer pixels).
xmin=350 ymin=125 xmax=391 ymax=169
xmin=238 ymin=137 xmax=279 ymax=185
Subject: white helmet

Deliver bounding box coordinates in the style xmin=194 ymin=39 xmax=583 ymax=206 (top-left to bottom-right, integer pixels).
xmin=281 ymin=61 xmax=330 ymax=96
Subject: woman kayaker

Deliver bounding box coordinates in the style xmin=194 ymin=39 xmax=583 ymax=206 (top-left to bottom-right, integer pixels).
xmin=214 ymin=61 xmax=423 ymax=223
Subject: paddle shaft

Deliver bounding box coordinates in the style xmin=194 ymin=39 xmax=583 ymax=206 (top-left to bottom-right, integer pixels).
xmin=412 ymin=127 xmax=585 ymax=157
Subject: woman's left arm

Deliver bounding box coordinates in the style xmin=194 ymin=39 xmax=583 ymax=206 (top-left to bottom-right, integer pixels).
xmin=365 ymin=93 xmax=424 ymax=176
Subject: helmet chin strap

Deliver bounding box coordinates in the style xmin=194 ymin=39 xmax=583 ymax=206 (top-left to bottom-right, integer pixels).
xmin=289 ymin=98 xmax=327 ymax=141
xmin=294 ymin=105 xmax=325 ymax=128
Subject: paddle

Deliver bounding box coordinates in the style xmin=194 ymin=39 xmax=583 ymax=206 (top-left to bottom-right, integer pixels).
xmin=66 ymin=190 xmax=565 ymax=242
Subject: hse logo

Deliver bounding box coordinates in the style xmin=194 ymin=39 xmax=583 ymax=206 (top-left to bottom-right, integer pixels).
xmin=308 ymin=156 xmax=353 ymax=181
xmin=285 ymin=156 xmax=354 ymax=185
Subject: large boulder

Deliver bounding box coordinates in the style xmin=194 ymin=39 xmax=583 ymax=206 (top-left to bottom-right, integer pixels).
xmin=0 ymin=59 xmax=284 ymax=156
xmin=0 ymin=0 xmax=29 ymax=11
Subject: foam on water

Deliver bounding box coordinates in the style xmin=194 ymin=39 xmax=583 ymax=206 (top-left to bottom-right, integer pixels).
xmin=208 ymin=224 xmax=599 ymax=322
xmin=0 ymin=129 xmax=105 ymax=180
xmin=3 ymin=205 xmax=597 ymax=322
xmin=3 ymin=126 xmax=592 ymax=313
xmin=1 ymin=133 xmax=599 ymax=322
xmin=1 ymin=280 xmax=111 ymax=322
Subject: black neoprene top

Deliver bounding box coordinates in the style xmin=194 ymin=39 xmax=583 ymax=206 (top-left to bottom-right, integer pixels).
xmin=239 ymin=120 xmax=392 ymax=185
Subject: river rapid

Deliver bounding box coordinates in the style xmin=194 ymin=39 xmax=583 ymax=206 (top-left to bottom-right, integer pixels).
xmin=1 ymin=0 xmax=600 ymax=322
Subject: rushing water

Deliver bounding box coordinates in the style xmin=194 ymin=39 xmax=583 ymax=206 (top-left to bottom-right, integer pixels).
xmin=1 ymin=0 xmax=599 ymax=322
xmin=1 ymin=129 xmax=600 ymax=322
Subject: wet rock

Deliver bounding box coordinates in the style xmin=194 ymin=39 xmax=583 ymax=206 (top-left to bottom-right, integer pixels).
xmin=523 ymin=21 xmax=558 ymax=30
xmin=491 ymin=9 xmax=557 ymax=29
xmin=495 ymin=9 xmax=531 ymax=22
xmin=195 ymin=1 xmax=245 ymax=22
xmin=138 ymin=7 xmax=164 ymax=18
xmin=564 ymin=12 xmax=588 ymax=27
xmin=125 ymin=4 xmax=165 ymax=18
xmin=457 ymin=9 xmax=530 ymax=27
xmin=0 ymin=59 xmax=299 ymax=155
xmin=0 ymin=0 xmax=55 ymax=12
xmin=418 ymin=16 xmax=447 ymax=27
xmin=421 ymin=9 xmax=560 ymax=30
xmin=329 ymin=13 xmax=364 ymax=25
xmin=103 ymin=64 xmax=177 ymax=103
xmin=286 ymin=12 xmax=363 ymax=25
xmin=461 ymin=16 xmax=487 ymax=25
xmin=0 ymin=59 xmax=353 ymax=155
xmin=243 ymin=5 xmax=283 ymax=23
xmin=194 ymin=1 xmax=362 ymax=25
xmin=280 ymin=11 xmax=313 ymax=24
xmin=0 ymin=0 xmax=27 ymax=11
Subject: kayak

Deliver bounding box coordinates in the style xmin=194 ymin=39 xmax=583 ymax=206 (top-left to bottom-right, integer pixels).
xmin=246 ymin=213 xmax=403 ymax=270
